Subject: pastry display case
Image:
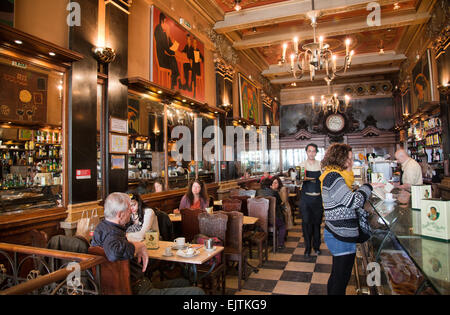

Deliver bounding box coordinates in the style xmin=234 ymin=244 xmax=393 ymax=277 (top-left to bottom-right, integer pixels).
xmin=356 ymin=189 xmax=450 ymax=295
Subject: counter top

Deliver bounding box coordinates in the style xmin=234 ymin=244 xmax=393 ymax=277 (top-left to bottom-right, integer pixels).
xmin=367 ymin=190 xmax=450 ymax=295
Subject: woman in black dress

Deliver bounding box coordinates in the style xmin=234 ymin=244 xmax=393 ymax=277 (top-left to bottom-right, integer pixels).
xmin=299 ymin=143 xmax=323 ymax=257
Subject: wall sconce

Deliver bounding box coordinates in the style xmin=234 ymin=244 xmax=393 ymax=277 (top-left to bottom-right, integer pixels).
xmin=93 ymin=46 xmax=116 ymax=64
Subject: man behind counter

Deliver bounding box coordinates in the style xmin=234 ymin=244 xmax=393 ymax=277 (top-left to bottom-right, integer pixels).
xmin=394 ymin=149 xmax=423 ymax=190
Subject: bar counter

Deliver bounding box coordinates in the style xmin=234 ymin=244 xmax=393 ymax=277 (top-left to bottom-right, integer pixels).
xmin=361 ymin=189 xmax=450 ymax=295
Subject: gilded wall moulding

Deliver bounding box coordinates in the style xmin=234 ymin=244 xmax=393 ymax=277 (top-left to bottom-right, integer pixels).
xmin=426 ymin=0 xmax=450 ymax=47
xmin=206 ymin=28 xmax=239 ymax=66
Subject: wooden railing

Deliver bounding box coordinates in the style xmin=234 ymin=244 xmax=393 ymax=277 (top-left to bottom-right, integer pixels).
xmin=0 ymin=242 xmax=105 ymax=295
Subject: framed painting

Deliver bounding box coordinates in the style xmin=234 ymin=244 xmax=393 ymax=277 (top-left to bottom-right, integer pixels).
xmin=411 ymin=49 xmax=435 ymax=112
xmin=109 ymin=133 xmax=128 ymax=154
xmin=238 ymin=73 xmax=259 ymax=123
xmin=150 ymin=6 xmax=205 ymax=102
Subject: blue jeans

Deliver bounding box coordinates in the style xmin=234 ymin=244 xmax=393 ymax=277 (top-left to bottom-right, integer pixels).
xmin=323 ymin=229 xmax=356 ymax=256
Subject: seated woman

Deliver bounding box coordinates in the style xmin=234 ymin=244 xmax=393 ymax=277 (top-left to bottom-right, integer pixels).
xmin=153 ymin=179 xmax=164 ymax=193
xmin=126 ymin=193 xmax=159 ymax=242
xmin=178 ymin=179 xmax=209 ymax=211
xmin=271 ymin=175 xmax=293 ymax=231
xmin=256 ymin=177 xmax=287 ymax=249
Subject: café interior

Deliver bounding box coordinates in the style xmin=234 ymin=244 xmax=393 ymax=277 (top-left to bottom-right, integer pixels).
xmin=0 ymin=0 xmax=449 ymax=295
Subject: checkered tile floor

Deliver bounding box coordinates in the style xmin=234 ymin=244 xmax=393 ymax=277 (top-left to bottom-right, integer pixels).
xmin=224 ymin=217 xmax=357 ymax=295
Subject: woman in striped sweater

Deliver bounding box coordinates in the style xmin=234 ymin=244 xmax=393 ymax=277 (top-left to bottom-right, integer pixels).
xmin=319 ymin=143 xmax=374 ymax=295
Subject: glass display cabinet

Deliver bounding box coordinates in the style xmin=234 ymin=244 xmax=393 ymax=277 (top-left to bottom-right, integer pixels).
xmin=357 ymin=189 xmax=450 ymax=295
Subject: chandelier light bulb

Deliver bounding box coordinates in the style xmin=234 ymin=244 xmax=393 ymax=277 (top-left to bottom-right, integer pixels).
xmin=234 ymin=0 xmax=241 ymax=11
xmin=293 ymin=37 xmax=299 ymax=54
xmin=282 ymin=43 xmax=287 ymax=61
xmin=345 ymin=38 xmax=351 ymax=55
xmin=290 ymin=54 xmax=295 ymax=69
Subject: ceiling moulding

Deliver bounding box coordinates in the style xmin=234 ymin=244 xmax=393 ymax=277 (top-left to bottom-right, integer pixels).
xmin=270 ymin=66 xmax=400 ymax=84
xmin=214 ymin=0 xmax=412 ymax=34
xmin=262 ymin=51 xmax=406 ymax=77
xmin=233 ymin=10 xmax=429 ymax=50
xmin=280 ymin=80 xmax=393 ymax=105
xmin=187 ymin=0 xmax=226 ymax=25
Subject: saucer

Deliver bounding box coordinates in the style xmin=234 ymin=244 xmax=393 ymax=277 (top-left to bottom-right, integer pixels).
xmin=162 ymin=252 xmax=173 ymax=257
xmin=176 ymin=249 xmax=200 ymax=258
xmin=204 ymin=246 xmax=216 ymax=252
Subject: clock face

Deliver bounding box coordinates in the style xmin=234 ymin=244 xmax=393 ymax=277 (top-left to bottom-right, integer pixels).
xmin=325 ymin=114 xmax=345 ymax=132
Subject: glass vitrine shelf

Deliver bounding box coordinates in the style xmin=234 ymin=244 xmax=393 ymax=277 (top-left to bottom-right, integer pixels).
xmin=367 ymin=190 xmax=450 ymax=295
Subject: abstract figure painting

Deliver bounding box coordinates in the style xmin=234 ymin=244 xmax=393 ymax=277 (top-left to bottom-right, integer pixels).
xmin=238 ymin=73 xmax=259 ymax=123
xmin=151 ymin=6 xmax=205 ymax=102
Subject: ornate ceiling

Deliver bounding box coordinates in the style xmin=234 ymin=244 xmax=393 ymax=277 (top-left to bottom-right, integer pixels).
xmin=199 ymin=0 xmax=434 ymax=91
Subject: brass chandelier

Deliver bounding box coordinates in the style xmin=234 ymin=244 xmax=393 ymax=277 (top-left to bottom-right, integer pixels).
xmin=280 ymin=9 xmax=354 ymax=82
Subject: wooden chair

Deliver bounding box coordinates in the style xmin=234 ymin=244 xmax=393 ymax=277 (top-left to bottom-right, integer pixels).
xmin=280 ymin=186 xmax=294 ymax=230
xmin=30 ymin=229 xmax=48 ymax=248
xmin=257 ymin=196 xmax=277 ymax=253
xmin=227 ymin=195 xmax=250 ymax=216
xmin=198 ymin=212 xmax=228 ymax=243
xmin=218 ymin=210 xmax=247 ymax=291
xmin=88 ymin=246 xmax=132 ymax=295
xmin=222 ymin=198 xmax=242 ymax=212
xmin=197 ymin=212 xmax=228 ymax=294
xmin=245 ymin=198 xmax=269 ymax=267
xmin=180 ymin=208 xmax=205 ymax=242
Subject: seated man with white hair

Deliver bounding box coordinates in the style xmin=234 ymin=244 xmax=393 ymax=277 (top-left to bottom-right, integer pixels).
xmin=394 ymin=149 xmax=423 ymax=190
xmin=91 ymin=192 xmax=204 ymax=295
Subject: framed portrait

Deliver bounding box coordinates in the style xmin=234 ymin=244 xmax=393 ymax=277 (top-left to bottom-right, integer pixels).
xmin=150 ymin=6 xmax=205 ymax=102
xmin=109 ymin=133 xmax=128 ymax=154
xmin=238 ymin=73 xmax=259 ymax=123
xmin=411 ymin=49 xmax=435 ymax=112
xmin=110 ymin=117 xmax=128 ymax=134
xmin=111 ymin=155 xmax=125 ymax=170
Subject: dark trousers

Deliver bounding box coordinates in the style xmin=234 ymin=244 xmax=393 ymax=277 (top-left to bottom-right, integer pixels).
xmin=302 ymin=221 xmax=321 ymax=253
xmin=327 ymin=253 xmax=356 ymax=295
xmin=276 ymin=217 xmax=286 ymax=247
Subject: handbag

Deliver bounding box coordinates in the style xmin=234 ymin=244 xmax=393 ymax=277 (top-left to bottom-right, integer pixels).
xmin=355 ymin=208 xmax=372 ymax=243
xmin=75 ymin=210 xmax=91 ymax=241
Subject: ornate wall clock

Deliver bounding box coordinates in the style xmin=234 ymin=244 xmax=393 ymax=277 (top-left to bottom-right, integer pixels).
xmin=325 ymin=113 xmax=346 ymax=133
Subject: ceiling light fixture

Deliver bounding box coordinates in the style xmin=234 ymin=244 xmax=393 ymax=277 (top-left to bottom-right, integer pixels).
xmin=280 ymin=0 xmax=354 ymax=82
xmin=14 ymin=40 xmax=23 ymax=45
xmin=310 ymin=80 xmax=351 ymax=114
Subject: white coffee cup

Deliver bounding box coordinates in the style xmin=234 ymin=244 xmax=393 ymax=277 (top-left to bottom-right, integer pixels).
xmin=174 ymin=237 xmax=185 ymax=247
xmin=386 ymin=193 xmax=393 ymax=200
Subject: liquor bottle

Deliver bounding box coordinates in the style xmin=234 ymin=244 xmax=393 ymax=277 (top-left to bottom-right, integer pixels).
xmin=367 ymin=163 xmax=372 ymax=183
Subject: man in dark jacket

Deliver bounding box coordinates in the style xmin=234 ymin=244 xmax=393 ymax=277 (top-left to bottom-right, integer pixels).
xmin=92 ymin=192 xmax=204 ymax=295
xmin=256 ymin=178 xmax=287 ymax=249
xmin=154 ymin=12 xmax=180 ymax=89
